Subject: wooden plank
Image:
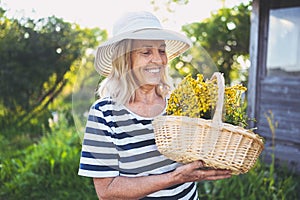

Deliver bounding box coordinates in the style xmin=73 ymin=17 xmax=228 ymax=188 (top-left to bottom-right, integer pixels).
xmin=258 ymin=105 xmax=300 ymax=122
xmin=256 ymin=125 xmax=300 ymax=142
xmin=260 ymin=97 xmax=300 ymax=109
xmin=261 ymin=140 xmax=300 ymax=173
xmin=257 ymin=107 xmax=300 ymax=140
xmin=261 ymin=75 xmax=300 ymax=85
xmin=256 ymin=75 xmax=300 ymax=144
xmin=260 ymin=86 xmax=300 ymax=98
xmin=247 ymin=0 xmax=261 ymax=127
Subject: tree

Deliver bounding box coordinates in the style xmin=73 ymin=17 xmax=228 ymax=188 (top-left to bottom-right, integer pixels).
xmin=169 ymin=2 xmax=252 ymax=85
xmin=0 ymin=8 xmax=107 ymax=134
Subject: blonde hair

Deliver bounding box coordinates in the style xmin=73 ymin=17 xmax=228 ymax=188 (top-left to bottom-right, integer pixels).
xmin=97 ymin=39 xmax=171 ymax=105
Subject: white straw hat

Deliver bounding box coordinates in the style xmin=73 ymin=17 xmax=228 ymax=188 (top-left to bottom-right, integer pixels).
xmin=94 ymin=11 xmax=192 ymax=76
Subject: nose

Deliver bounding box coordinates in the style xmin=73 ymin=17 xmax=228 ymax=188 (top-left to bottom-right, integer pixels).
xmin=151 ymin=49 xmax=164 ymax=64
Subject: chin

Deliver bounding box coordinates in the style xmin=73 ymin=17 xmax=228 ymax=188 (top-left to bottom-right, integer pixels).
xmin=145 ymin=78 xmax=161 ymax=85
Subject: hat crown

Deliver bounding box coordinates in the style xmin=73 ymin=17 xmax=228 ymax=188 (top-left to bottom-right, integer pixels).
xmin=113 ymin=11 xmax=163 ymax=36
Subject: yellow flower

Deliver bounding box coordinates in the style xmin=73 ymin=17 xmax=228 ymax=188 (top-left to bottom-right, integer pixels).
xmin=166 ymin=73 xmax=248 ymax=127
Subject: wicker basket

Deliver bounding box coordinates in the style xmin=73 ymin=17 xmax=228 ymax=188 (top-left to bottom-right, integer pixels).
xmin=152 ymin=72 xmax=264 ymax=175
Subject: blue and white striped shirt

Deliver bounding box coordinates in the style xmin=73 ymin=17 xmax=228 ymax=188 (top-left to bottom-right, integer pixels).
xmin=78 ymin=97 xmax=198 ymax=199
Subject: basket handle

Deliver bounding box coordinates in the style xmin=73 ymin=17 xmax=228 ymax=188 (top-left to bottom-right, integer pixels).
xmin=210 ymin=72 xmax=225 ymax=127
xmin=201 ymin=72 xmax=225 ymax=156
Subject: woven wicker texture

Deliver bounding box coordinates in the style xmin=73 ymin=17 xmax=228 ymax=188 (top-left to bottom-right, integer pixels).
xmin=153 ymin=72 xmax=264 ymax=175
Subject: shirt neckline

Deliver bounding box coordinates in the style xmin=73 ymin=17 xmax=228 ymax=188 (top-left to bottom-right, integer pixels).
xmin=121 ymin=99 xmax=167 ymax=120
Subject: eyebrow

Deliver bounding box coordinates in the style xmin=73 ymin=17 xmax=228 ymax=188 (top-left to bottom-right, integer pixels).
xmin=140 ymin=43 xmax=166 ymax=48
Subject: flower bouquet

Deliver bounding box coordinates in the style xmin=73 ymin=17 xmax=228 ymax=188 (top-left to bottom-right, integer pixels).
xmin=152 ymin=72 xmax=264 ymax=175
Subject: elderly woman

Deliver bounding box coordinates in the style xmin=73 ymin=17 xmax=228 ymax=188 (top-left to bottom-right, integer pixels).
xmin=78 ymin=11 xmax=231 ymax=199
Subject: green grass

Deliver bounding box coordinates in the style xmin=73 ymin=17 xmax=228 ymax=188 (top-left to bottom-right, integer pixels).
xmin=197 ymin=155 xmax=299 ymax=200
xmin=0 ymin=118 xmax=97 ymax=200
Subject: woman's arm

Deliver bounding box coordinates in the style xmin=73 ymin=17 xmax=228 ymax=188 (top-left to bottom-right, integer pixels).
xmin=93 ymin=160 xmax=231 ymax=200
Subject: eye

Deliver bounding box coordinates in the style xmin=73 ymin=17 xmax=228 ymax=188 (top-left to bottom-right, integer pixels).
xmin=159 ymin=49 xmax=166 ymax=54
xmin=141 ymin=50 xmax=151 ymax=55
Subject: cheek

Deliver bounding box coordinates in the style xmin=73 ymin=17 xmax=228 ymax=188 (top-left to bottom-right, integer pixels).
xmin=162 ymin=56 xmax=168 ymax=65
xmin=131 ymin=57 xmax=147 ymax=69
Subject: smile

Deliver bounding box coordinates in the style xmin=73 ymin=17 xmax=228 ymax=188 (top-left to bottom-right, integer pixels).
xmin=145 ymin=67 xmax=161 ymax=73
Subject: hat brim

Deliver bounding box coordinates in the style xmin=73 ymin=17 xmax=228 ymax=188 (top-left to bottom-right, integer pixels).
xmin=94 ymin=28 xmax=192 ymax=76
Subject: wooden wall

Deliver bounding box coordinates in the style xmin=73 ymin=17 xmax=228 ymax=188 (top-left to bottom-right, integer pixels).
xmin=256 ymin=76 xmax=300 ymax=172
xmin=248 ymin=0 xmax=300 ymax=173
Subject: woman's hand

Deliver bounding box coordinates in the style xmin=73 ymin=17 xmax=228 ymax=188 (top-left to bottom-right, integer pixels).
xmin=171 ymin=160 xmax=232 ymax=183
xmin=93 ymin=160 xmax=231 ymax=200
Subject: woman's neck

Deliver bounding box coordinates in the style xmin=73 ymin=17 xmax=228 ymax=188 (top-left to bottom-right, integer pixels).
xmin=134 ymin=86 xmax=160 ymax=104
xmin=125 ymin=86 xmax=166 ymax=118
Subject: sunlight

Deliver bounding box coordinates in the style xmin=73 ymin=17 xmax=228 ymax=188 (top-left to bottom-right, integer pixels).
xmin=1 ymin=0 xmax=250 ymax=35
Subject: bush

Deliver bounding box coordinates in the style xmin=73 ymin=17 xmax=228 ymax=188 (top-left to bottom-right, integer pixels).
xmin=197 ymin=155 xmax=300 ymax=200
xmin=0 ymin=117 xmax=97 ymax=200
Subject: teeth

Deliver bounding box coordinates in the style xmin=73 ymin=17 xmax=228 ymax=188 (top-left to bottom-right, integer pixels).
xmin=146 ymin=68 xmax=160 ymax=73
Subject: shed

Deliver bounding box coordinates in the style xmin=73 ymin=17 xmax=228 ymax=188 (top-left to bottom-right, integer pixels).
xmin=247 ymin=0 xmax=300 ymax=172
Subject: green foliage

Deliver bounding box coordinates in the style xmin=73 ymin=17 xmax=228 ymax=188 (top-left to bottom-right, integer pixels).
xmin=72 ymin=57 xmax=106 ymax=139
xmin=0 ymin=6 xmax=105 ymax=199
xmin=0 ymin=116 xmax=97 ymax=200
xmin=197 ymin=156 xmax=300 ymax=200
xmin=175 ymin=2 xmax=252 ymax=85
xmin=0 ymin=8 xmax=106 ymax=135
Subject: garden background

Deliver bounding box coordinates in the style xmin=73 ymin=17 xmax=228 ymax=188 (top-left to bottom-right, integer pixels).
xmin=0 ymin=0 xmax=299 ymax=199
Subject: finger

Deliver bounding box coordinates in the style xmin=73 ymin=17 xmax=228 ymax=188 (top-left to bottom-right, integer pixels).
xmin=204 ymin=174 xmax=232 ymax=181
xmin=193 ymin=170 xmax=231 ymax=182
xmin=197 ymin=169 xmax=231 ymax=177
xmin=186 ymin=160 xmax=204 ymax=170
xmin=195 ymin=160 xmax=205 ymax=168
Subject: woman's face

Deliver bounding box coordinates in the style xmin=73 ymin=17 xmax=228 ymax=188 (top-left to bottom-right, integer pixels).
xmin=130 ymin=40 xmax=168 ymax=86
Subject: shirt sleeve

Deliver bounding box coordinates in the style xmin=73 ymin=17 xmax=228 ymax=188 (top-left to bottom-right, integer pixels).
xmin=78 ymin=101 xmax=120 ymax=178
